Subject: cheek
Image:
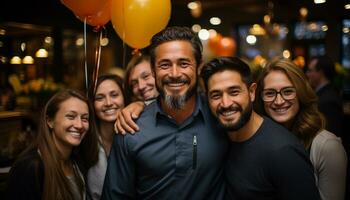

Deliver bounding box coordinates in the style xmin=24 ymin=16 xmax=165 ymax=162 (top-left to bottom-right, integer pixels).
xmin=263 ymin=102 xmax=271 ymax=113
xmin=209 ymin=100 xmax=219 ymax=113
xmin=94 ymin=102 xmax=102 ymax=111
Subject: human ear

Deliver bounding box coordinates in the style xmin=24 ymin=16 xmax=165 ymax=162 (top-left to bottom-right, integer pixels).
xmin=47 ymin=117 xmax=53 ymax=129
xmin=249 ymin=83 xmax=257 ymax=102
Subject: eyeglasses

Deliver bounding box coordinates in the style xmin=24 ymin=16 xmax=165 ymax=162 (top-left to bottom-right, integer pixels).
xmin=261 ymin=87 xmax=297 ymax=102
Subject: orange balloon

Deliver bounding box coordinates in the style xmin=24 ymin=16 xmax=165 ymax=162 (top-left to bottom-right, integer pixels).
xmin=111 ymin=0 xmax=171 ymax=49
xmin=208 ymin=33 xmax=222 ymax=54
xmin=216 ymin=37 xmax=237 ymax=56
xmin=61 ymin=0 xmax=108 ymax=17
xmin=77 ymin=0 xmax=111 ymax=27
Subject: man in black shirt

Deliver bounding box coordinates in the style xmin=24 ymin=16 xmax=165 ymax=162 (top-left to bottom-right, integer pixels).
xmin=201 ymin=57 xmax=320 ymax=200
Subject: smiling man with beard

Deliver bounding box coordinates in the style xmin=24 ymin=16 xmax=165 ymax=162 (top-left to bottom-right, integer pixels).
xmin=101 ymin=27 xmax=228 ymax=200
xmin=201 ymin=57 xmax=321 ymax=200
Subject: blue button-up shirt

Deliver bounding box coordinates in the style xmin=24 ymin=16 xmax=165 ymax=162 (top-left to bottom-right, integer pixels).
xmin=102 ymin=94 xmax=228 ymax=200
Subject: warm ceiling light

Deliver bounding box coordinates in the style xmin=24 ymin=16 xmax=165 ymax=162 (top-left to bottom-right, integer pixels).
xmin=0 ymin=29 xmax=5 ymax=35
xmin=322 ymin=25 xmax=328 ymax=32
xmin=36 ymin=48 xmax=48 ymax=58
xmin=0 ymin=56 xmax=7 ymax=63
xmin=45 ymin=36 xmax=53 ymax=44
xmin=314 ymin=0 xmax=326 ymax=4
xmin=343 ymin=27 xmax=349 ymax=33
xmin=264 ymin=15 xmax=271 ymax=24
xmin=188 ymin=1 xmax=202 ymax=18
xmin=283 ymin=50 xmax=291 ymax=59
xmin=192 ymin=24 xmax=201 ymax=33
xmin=345 ymin=4 xmax=350 ymax=9
xmin=187 ymin=1 xmax=200 ymax=10
xmin=299 ymin=7 xmax=308 ymax=18
xmin=249 ymin=24 xmax=266 ymax=35
xmin=101 ymin=37 xmax=109 ymax=46
xmin=76 ymin=38 xmax=84 ymax=46
xmin=22 ymin=56 xmax=34 ymax=64
xmin=21 ymin=42 xmax=26 ymax=51
xmin=10 ymin=56 xmax=21 ymax=64
xmin=246 ymin=35 xmax=257 ymax=45
xmin=198 ymin=29 xmax=210 ymax=40
xmin=210 ymin=17 xmax=221 ymax=25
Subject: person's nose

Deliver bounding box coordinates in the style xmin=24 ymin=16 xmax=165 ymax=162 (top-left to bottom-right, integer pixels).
xmin=105 ymin=96 xmax=112 ymax=106
xmin=169 ymin=65 xmax=181 ymax=78
xmin=220 ymin=93 xmax=232 ymax=108
xmin=273 ymin=93 xmax=285 ymax=105
xmin=74 ymin=118 xmax=84 ymax=129
xmin=138 ymin=78 xmax=147 ymax=91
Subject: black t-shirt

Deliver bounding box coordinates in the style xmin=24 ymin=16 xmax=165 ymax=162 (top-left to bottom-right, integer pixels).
xmin=225 ymin=117 xmax=320 ymax=200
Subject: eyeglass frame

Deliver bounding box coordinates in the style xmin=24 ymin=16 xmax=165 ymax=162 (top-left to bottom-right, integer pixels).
xmin=261 ymin=87 xmax=297 ymax=102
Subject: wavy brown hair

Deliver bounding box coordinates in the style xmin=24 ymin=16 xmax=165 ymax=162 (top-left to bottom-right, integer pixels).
xmin=255 ymin=59 xmax=325 ymax=148
xmin=36 ymin=89 xmax=98 ymax=200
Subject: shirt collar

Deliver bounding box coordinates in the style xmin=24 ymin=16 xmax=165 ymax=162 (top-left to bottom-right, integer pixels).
xmin=152 ymin=93 xmax=208 ymax=126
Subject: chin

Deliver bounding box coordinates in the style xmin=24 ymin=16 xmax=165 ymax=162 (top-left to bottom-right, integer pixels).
xmin=270 ymin=115 xmax=289 ymax=124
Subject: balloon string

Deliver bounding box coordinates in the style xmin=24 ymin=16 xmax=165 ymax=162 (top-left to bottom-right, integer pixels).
xmin=122 ymin=0 xmax=126 ymax=69
xmin=92 ymin=29 xmax=103 ymax=95
xmin=84 ymin=17 xmax=88 ymax=94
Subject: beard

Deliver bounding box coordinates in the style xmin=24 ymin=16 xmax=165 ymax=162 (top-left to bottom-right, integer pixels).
xmin=157 ymin=75 xmax=197 ymax=110
xmin=216 ymin=102 xmax=253 ymax=132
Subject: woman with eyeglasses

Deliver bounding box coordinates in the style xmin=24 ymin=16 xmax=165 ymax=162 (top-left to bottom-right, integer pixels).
xmin=254 ymin=59 xmax=347 ymax=200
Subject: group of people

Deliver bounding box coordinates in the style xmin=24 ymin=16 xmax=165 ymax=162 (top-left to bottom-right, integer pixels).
xmin=5 ymin=26 xmax=347 ymax=200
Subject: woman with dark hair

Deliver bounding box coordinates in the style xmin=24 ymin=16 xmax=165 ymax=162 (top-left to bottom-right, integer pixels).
xmin=87 ymin=74 xmax=125 ymax=200
xmin=6 ymin=89 xmax=99 ymax=200
xmin=255 ymin=59 xmax=347 ymax=200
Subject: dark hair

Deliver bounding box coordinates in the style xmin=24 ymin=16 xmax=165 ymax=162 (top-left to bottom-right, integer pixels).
xmin=311 ymin=55 xmax=336 ymax=81
xmin=94 ymin=74 xmax=125 ymax=101
xmin=255 ymin=59 xmax=325 ymax=148
xmin=93 ymin=74 xmax=125 ymax=130
xmin=200 ymin=56 xmax=253 ymax=92
xmin=149 ymin=26 xmax=203 ymax=68
xmin=37 ymin=89 xmax=99 ymax=200
xmin=124 ymin=54 xmax=151 ymax=104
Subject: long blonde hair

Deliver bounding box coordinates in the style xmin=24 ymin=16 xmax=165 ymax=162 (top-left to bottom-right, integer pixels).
xmin=255 ymin=59 xmax=325 ymax=148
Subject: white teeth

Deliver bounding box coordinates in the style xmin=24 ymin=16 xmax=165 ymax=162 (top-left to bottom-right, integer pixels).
xmin=274 ymin=108 xmax=288 ymax=112
xmin=168 ymin=83 xmax=184 ymax=87
xmin=103 ymin=108 xmax=116 ymax=114
xmin=70 ymin=132 xmax=81 ymax=137
xmin=221 ymin=111 xmax=236 ymax=116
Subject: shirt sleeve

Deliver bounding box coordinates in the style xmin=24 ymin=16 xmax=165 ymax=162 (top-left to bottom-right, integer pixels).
xmin=101 ymin=134 xmax=136 ymax=200
xmin=268 ymin=145 xmax=321 ymax=200
xmin=316 ymin=138 xmax=347 ymax=200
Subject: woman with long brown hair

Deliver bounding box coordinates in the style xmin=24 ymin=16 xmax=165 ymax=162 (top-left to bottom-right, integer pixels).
xmin=6 ymin=89 xmax=99 ymax=200
xmin=255 ymin=59 xmax=347 ymax=200
xmin=87 ymin=74 xmax=125 ymax=200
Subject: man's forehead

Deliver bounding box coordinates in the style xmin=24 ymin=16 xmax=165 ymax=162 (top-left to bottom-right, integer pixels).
xmin=208 ymin=70 xmax=244 ymax=90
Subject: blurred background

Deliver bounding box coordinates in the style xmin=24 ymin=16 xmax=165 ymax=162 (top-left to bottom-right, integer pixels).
xmin=0 ymin=0 xmax=350 ymax=194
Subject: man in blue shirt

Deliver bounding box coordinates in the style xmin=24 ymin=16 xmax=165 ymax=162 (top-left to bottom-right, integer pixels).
xmin=101 ymin=27 xmax=228 ymax=200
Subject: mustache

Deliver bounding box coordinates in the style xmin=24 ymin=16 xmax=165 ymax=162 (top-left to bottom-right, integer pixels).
xmin=217 ymin=105 xmax=242 ymax=115
xmin=162 ymin=76 xmax=190 ymax=85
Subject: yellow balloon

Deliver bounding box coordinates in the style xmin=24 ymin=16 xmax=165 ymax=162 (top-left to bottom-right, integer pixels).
xmin=111 ymin=0 xmax=171 ymax=49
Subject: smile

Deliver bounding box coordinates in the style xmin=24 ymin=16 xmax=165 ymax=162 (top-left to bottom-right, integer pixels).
xmin=102 ymin=108 xmax=118 ymax=115
xmin=272 ymin=106 xmax=290 ymax=113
